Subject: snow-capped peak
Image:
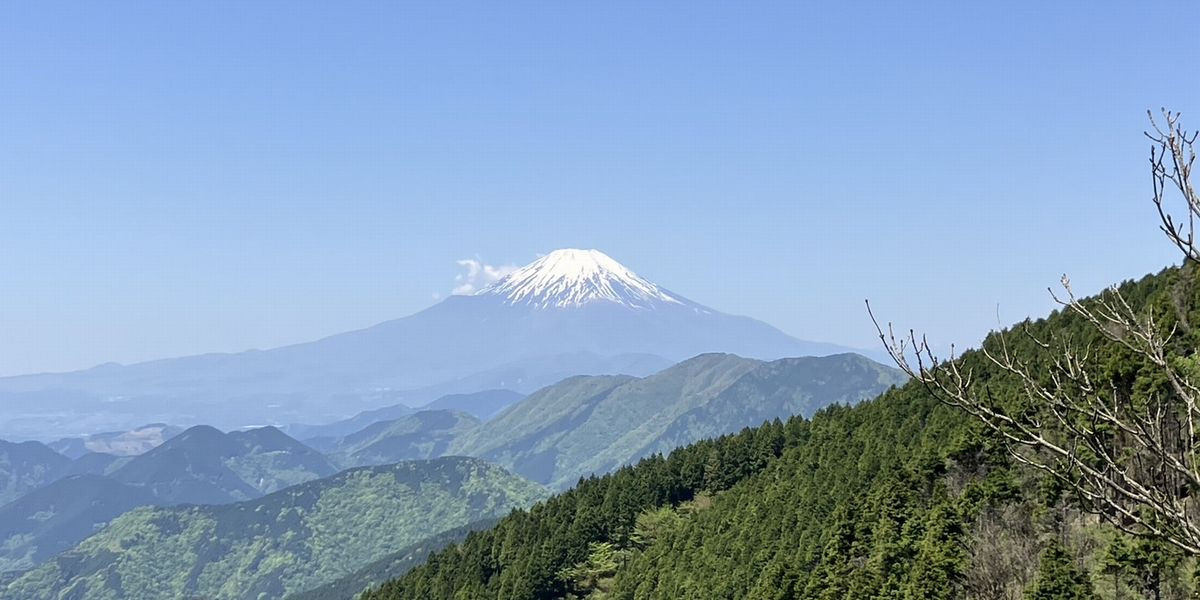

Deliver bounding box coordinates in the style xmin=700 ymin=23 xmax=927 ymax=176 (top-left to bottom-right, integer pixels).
xmin=477 ymin=249 xmax=686 ymax=309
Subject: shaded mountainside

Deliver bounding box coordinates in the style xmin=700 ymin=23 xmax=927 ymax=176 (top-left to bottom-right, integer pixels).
xmin=6 ymin=457 xmax=547 ymax=600
xmin=420 ymin=389 xmax=525 ymax=420
xmin=0 ymin=440 xmax=70 ymax=506
xmin=0 ymin=475 xmax=159 ymax=575
xmin=362 ymin=266 xmax=1200 ymax=600
xmin=0 ymin=425 xmax=339 ymax=580
xmin=108 ymin=425 xmax=337 ymax=504
xmin=326 ymin=410 xmax=482 ymax=469
xmin=450 ymin=353 xmax=906 ymax=488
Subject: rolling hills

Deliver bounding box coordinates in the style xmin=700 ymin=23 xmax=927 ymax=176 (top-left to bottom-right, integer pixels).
xmin=323 ymin=410 xmax=482 ymax=468
xmin=0 ymin=424 xmax=338 ymax=580
xmin=0 ymin=475 xmax=159 ymax=575
xmin=107 ymin=424 xmax=337 ymax=504
xmin=5 ymin=457 xmax=546 ymax=600
xmin=449 ymin=352 xmax=906 ymax=488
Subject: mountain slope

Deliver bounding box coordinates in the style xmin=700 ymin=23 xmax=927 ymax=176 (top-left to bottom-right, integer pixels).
xmin=420 ymin=389 xmax=524 ymax=420
xmin=109 ymin=425 xmax=336 ymax=504
xmin=0 ymin=427 xmax=336 ymax=579
xmin=0 ymin=249 xmax=858 ymax=439
xmin=0 ymin=475 xmax=159 ymax=575
xmin=284 ymin=518 xmax=502 ymax=600
xmin=291 ymin=353 xmax=669 ymax=445
xmin=327 ymin=410 xmax=482 ymax=469
xmin=362 ymin=266 xmax=1195 ymax=600
xmin=0 ymin=440 xmax=70 ymax=506
xmin=450 ymin=353 xmax=906 ymax=488
xmin=5 ymin=457 xmax=546 ymax=600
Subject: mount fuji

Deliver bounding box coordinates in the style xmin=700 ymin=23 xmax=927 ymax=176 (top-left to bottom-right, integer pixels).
xmin=0 ymin=249 xmax=869 ymax=438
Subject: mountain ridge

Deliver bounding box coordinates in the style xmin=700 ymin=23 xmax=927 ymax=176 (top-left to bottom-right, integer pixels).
xmin=451 ymin=352 xmax=906 ymax=488
xmin=5 ymin=457 xmax=547 ymax=600
xmin=0 ymin=249 xmax=870 ymax=440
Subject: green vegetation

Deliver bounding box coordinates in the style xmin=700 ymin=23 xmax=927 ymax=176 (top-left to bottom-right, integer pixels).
xmin=5 ymin=457 xmax=546 ymax=600
xmin=0 ymin=475 xmax=156 ymax=575
xmin=450 ymin=353 xmax=905 ymax=488
xmin=285 ymin=518 xmax=501 ymax=600
xmin=361 ymin=267 xmax=1200 ymax=599
xmin=327 ymin=410 xmax=482 ymax=469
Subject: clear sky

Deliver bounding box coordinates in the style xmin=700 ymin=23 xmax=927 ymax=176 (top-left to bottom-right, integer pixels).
xmin=2 ymin=2 xmax=1197 ymax=376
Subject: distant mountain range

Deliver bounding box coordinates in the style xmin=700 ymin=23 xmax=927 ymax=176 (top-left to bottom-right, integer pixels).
xmin=108 ymin=425 xmax=337 ymax=504
xmin=320 ymin=410 xmax=482 ymax=469
xmin=0 ymin=424 xmax=338 ymax=577
xmin=5 ymin=457 xmax=546 ymax=600
xmin=47 ymin=424 xmax=182 ymax=459
xmin=290 ymin=388 xmax=525 ymax=443
xmin=0 ymin=249 xmax=868 ymax=440
xmin=450 ymin=352 xmax=907 ymax=488
xmin=298 ymin=352 xmax=904 ymax=490
xmin=0 ymin=349 xmax=901 ymax=590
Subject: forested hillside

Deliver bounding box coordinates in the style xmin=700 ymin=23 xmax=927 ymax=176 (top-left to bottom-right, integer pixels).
xmin=6 ymin=457 xmax=546 ymax=600
xmin=363 ymin=266 xmax=1199 ymax=599
xmin=450 ymin=353 xmax=904 ymax=489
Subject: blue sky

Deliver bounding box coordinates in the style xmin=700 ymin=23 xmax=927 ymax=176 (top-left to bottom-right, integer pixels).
xmin=1 ymin=2 xmax=1197 ymax=375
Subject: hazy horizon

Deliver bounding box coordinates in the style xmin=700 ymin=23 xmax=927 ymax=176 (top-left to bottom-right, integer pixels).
xmin=3 ymin=2 xmax=1196 ymax=375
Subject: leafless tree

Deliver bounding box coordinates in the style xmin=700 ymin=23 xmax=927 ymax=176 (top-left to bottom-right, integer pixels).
xmin=964 ymin=504 xmax=1039 ymax=600
xmin=1151 ymin=110 xmax=1200 ymax=262
xmin=868 ymin=110 xmax=1200 ymax=555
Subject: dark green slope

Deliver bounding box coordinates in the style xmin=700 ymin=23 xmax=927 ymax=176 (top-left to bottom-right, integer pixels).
xmin=5 ymin=457 xmax=547 ymax=600
xmin=363 ymin=267 xmax=1196 ymax=599
xmin=450 ymin=353 xmax=905 ymax=488
xmin=365 ymin=386 xmax=963 ymax=600
xmin=0 ymin=475 xmax=159 ymax=575
xmin=0 ymin=440 xmax=70 ymax=506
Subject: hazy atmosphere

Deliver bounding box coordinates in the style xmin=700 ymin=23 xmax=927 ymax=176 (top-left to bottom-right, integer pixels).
xmin=4 ymin=4 xmax=1200 ymax=600
xmin=3 ymin=2 xmax=1193 ymax=375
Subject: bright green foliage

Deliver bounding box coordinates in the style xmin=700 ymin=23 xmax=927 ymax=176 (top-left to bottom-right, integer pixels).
xmin=3 ymin=457 xmax=546 ymax=600
xmin=285 ymin=518 xmax=502 ymax=600
xmin=558 ymin=542 xmax=624 ymax=599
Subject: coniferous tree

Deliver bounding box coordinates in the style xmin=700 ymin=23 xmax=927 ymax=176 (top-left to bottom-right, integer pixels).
xmin=1025 ymin=541 xmax=1096 ymax=600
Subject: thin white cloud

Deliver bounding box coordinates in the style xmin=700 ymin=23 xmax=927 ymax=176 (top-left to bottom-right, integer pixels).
xmin=452 ymin=258 xmax=519 ymax=295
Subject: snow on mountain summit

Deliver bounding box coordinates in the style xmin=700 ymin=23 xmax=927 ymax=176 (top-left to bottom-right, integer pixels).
xmin=477 ymin=249 xmax=689 ymax=309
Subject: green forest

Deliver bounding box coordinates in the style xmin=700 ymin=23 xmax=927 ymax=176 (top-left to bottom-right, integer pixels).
xmin=359 ymin=265 xmax=1200 ymax=600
